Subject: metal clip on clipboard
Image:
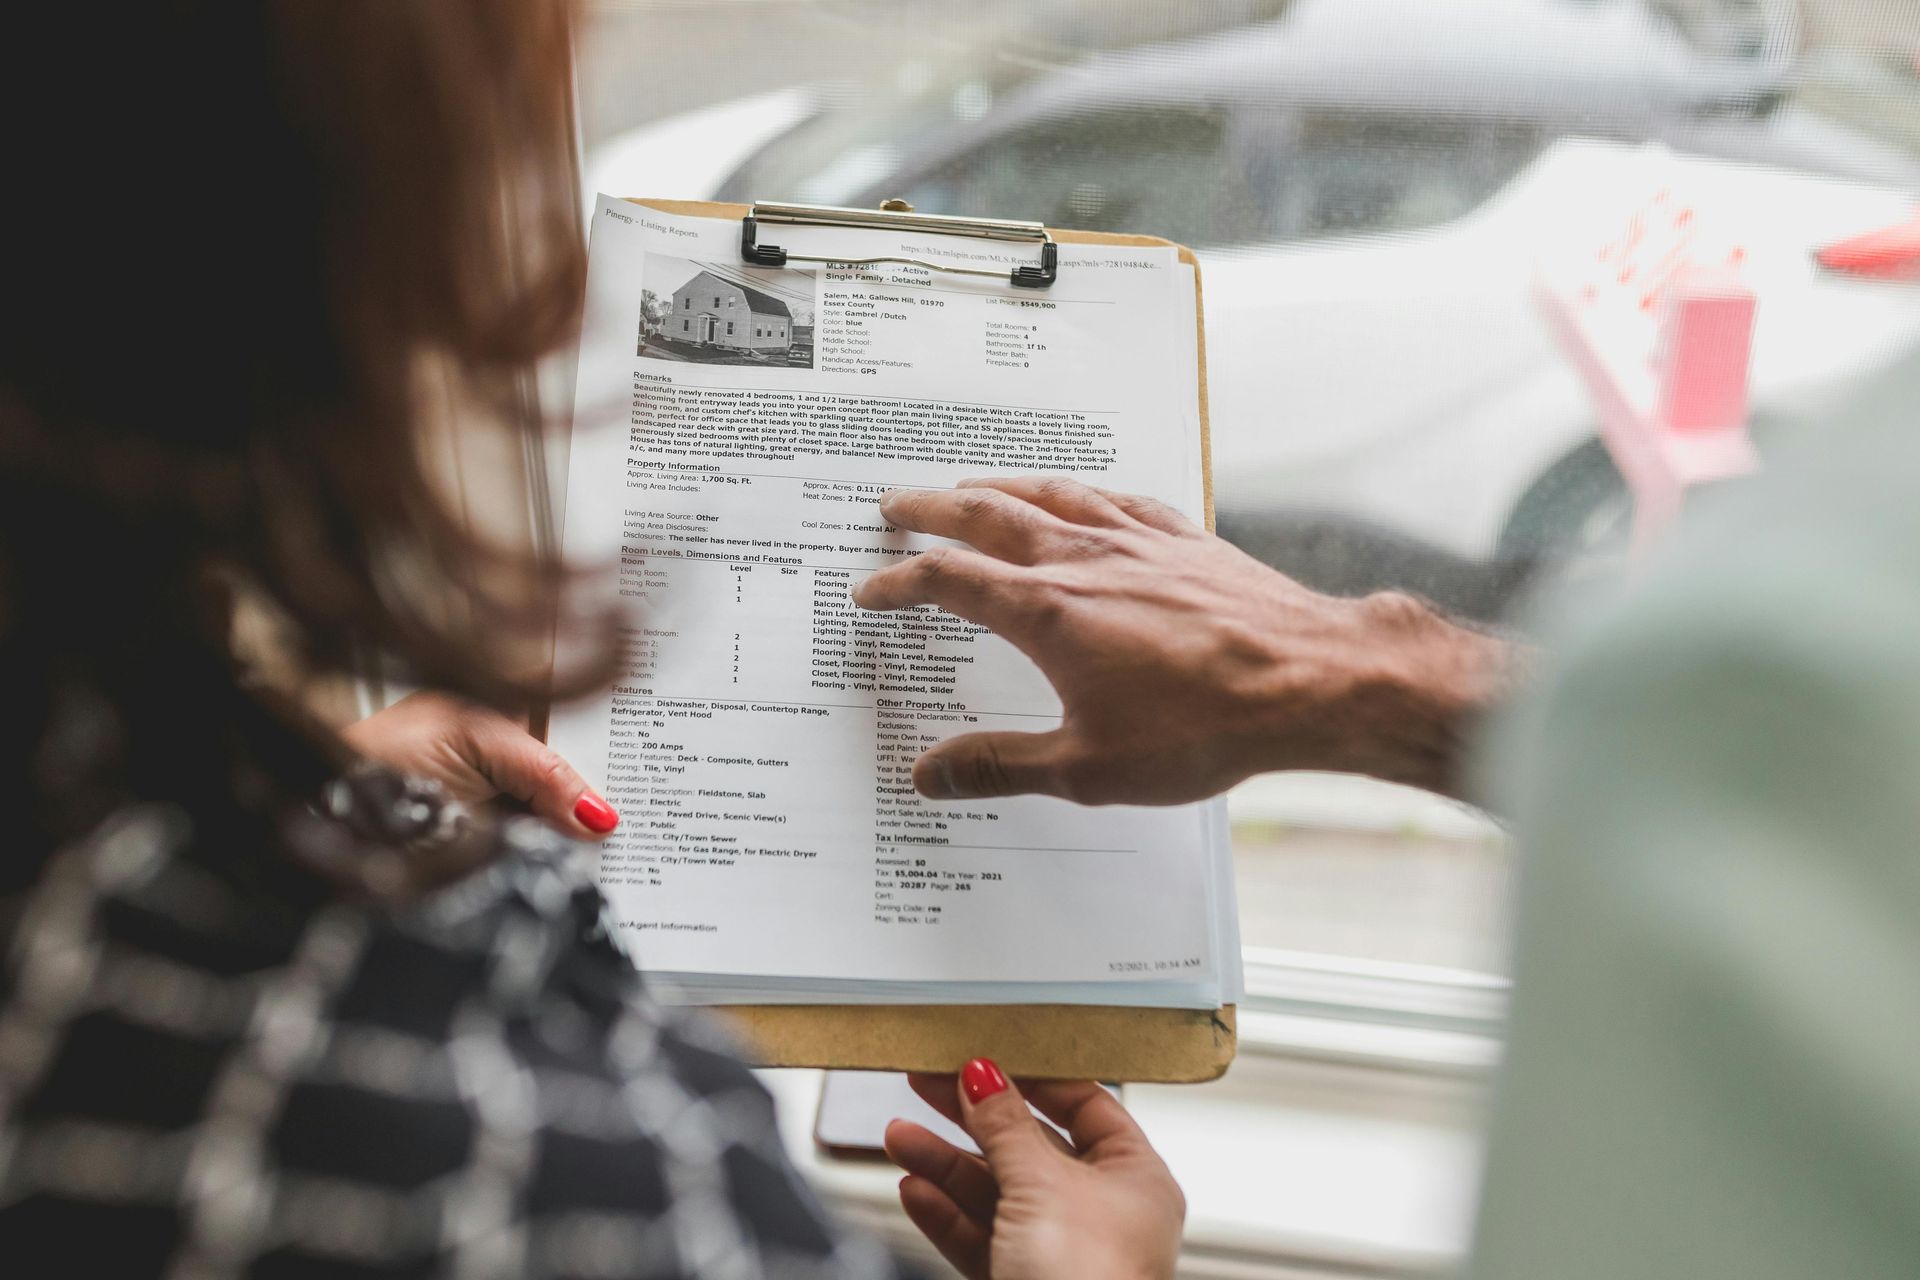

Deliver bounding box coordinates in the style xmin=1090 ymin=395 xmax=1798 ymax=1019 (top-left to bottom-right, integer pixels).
xmin=741 ymin=199 xmax=1058 ymax=289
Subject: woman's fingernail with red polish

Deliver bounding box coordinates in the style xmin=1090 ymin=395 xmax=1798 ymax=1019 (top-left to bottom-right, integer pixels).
xmin=573 ymin=790 xmax=619 ymax=833
xmin=961 ymin=1057 xmax=1009 ymax=1104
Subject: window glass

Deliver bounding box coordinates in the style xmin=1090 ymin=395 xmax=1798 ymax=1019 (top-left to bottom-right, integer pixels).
xmin=1260 ymin=114 xmax=1542 ymax=241
xmin=580 ymin=0 xmax=1920 ymax=988
xmin=889 ymin=107 xmax=1245 ymax=247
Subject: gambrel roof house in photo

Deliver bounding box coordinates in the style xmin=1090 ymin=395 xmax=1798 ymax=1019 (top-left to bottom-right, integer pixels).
xmin=669 ymin=268 xmax=793 ymax=354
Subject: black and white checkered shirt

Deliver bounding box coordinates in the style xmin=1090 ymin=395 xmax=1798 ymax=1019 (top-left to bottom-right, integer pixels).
xmin=0 ymin=771 xmax=909 ymax=1279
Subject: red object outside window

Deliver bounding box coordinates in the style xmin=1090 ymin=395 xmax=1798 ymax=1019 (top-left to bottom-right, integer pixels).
xmin=1815 ymin=209 xmax=1920 ymax=280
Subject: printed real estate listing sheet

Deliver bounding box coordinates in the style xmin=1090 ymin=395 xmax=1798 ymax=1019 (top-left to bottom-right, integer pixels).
xmin=550 ymin=197 xmax=1236 ymax=1008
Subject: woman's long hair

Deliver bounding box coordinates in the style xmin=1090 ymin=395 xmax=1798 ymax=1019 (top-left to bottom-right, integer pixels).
xmin=0 ymin=1 xmax=614 ymax=881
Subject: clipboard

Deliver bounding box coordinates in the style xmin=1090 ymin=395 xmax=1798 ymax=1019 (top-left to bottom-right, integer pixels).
xmin=604 ymin=197 xmax=1232 ymax=1084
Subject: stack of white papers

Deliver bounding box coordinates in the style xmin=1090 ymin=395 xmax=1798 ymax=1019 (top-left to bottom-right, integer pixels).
xmin=550 ymin=198 xmax=1241 ymax=1011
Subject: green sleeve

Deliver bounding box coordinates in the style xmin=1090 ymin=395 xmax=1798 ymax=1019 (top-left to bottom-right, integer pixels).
xmin=1469 ymin=546 xmax=1920 ymax=1279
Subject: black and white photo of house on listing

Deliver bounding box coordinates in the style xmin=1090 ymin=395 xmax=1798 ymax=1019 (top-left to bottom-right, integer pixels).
xmin=637 ymin=254 xmax=816 ymax=369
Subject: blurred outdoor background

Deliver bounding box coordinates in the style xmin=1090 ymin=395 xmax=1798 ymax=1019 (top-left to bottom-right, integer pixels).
xmin=577 ymin=0 xmax=1920 ymax=982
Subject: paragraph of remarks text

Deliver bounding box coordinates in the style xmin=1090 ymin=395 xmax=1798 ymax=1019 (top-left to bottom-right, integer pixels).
xmin=630 ymin=382 xmax=1118 ymax=473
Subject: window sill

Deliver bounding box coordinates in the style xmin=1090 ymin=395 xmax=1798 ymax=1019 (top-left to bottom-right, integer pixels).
xmin=1237 ymin=947 xmax=1507 ymax=1075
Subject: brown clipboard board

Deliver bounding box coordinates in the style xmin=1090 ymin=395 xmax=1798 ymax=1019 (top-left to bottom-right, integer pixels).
xmin=600 ymin=197 xmax=1234 ymax=1084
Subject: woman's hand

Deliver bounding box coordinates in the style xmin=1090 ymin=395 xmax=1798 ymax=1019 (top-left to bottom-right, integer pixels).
xmin=885 ymin=1060 xmax=1184 ymax=1280
xmin=340 ymin=692 xmax=619 ymax=839
xmin=853 ymin=476 xmax=1516 ymax=804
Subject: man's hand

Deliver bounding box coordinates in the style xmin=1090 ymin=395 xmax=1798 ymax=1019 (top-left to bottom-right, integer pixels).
xmin=853 ymin=476 xmax=1513 ymax=804
xmin=341 ymin=692 xmax=620 ymax=838
xmin=886 ymin=1061 xmax=1184 ymax=1280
